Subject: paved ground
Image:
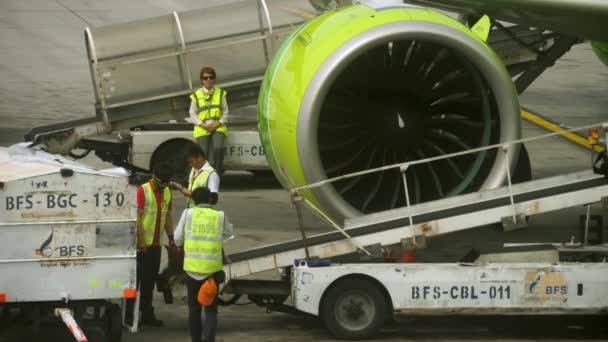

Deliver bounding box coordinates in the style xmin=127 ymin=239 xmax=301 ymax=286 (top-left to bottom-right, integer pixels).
xmin=1 ymin=1 xmax=608 ymax=342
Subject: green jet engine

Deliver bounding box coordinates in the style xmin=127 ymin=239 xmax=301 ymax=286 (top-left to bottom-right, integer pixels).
xmin=258 ymin=2 xmax=521 ymax=222
xmin=592 ymin=41 xmax=608 ymax=66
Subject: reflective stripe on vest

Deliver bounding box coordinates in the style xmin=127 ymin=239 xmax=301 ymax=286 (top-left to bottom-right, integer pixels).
xmin=183 ymin=207 xmax=224 ymax=274
xmin=141 ymin=182 xmax=172 ymax=246
xmin=187 ymin=167 xmax=216 ymax=208
xmin=191 ymin=87 xmax=228 ymax=138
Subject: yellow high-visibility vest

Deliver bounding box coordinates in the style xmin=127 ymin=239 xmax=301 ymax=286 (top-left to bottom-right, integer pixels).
xmin=191 ymin=87 xmax=228 ymax=138
xmin=141 ymin=182 xmax=172 ymax=246
xmin=187 ymin=167 xmax=216 ymax=208
xmin=183 ymin=206 xmax=224 ymax=274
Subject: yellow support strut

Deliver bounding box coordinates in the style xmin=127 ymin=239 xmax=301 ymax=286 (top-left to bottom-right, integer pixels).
xmin=520 ymin=108 xmax=604 ymax=152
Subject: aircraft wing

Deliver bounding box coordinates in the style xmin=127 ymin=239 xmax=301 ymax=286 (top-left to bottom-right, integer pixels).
xmin=407 ymin=0 xmax=608 ymax=42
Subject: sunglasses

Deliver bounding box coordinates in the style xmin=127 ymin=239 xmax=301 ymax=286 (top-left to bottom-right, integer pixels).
xmin=202 ymin=76 xmax=215 ymax=81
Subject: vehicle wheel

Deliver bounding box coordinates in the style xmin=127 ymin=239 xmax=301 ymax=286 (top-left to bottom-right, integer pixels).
xmin=151 ymin=140 xmax=190 ymax=185
xmin=105 ymin=303 xmax=122 ymax=342
xmin=321 ymin=278 xmax=386 ymax=340
xmin=512 ymin=144 xmax=532 ymax=184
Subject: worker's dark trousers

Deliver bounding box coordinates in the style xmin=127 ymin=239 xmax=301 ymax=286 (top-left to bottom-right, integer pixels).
xmin=196 ymin=132 xmax=225 ymax=175
xmin=186 ymin=275 xmax=219 ymax=342
xmin=137 ymin=245 xmax=162 ymax=317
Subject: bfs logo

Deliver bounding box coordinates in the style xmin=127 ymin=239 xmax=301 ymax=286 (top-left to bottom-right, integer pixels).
xmin=525 ymin=271 xmax=568 ymax=299
xmin=34 ymin=231 xmax=86 ymax=258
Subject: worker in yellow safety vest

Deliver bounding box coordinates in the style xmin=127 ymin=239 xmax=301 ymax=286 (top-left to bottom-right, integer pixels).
xmin=173 ymin=143 xmax=220 ymax=208
xmin=175 ymin=187 xmax=233 ymax=342
xmin=129 ymin=163 xmax=175 ymax=327
xmin=189 ymin=66 xmax=230 ymax=175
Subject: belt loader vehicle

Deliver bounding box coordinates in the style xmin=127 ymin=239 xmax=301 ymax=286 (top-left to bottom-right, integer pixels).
xmin=219 ymin=123 xmax=608 ymax=339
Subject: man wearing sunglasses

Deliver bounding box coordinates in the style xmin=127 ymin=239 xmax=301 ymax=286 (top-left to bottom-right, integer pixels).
xmin=132 ymin=164 xmax=175 ymax=327
xmin=189 ymin=66 xmax=230 ymax=175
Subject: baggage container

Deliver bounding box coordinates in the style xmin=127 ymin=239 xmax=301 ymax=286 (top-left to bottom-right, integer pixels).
xmin=0 ymin=145 xmax=137 ymax=341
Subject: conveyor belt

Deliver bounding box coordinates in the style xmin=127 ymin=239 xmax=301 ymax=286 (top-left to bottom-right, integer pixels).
xmin=225 ymin=170 xmax=608 ymax=278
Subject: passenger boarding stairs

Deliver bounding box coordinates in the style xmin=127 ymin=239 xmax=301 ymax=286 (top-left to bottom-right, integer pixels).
xmin=25 ymin=0 xmax=555 ymax=154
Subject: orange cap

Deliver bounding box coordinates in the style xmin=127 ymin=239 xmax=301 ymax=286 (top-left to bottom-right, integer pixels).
xmin=197 ymin=277 xmax=218 ymax=306
xmin=0 ymin=293 xmax=6 ymax=303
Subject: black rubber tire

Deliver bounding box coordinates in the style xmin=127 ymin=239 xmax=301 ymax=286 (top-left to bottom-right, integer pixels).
xmin=151 ymin=140 xmax=191 ymax=185
xmin=321 ymin=278 xmax=386 ymax=340
xmin=512 ymin=144 xmax=532 ymax=184
xmin=105 ymin=303 xmax=122 ymax=342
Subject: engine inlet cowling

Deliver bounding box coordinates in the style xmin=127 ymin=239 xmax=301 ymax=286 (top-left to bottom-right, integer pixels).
xmin=258 ymin=3 xmax=520 ymax=222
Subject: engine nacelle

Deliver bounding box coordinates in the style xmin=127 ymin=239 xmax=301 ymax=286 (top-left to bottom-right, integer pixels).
xmin=258 ymin=2 xmax=521 ymax=222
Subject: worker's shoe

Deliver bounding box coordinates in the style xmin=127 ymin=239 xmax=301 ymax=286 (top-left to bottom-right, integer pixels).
xmin=140 ymin=310 xmax=164 ymax=327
